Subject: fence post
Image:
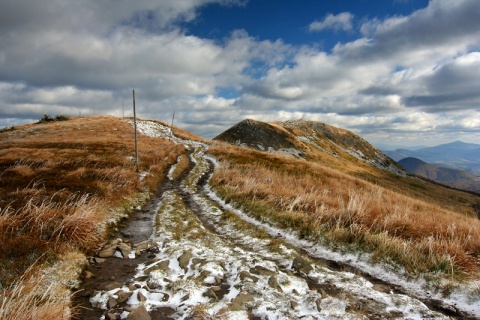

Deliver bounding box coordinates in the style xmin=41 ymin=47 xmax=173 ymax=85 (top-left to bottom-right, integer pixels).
xmin=133 ymin=89 xmax=139 ymax=172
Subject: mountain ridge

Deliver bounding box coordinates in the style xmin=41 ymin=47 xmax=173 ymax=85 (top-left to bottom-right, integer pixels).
xmin=214 ymin=118 xmax=405 ymax=175
xmin=398 ymin=157 xmax=480 ymax=193
xmin=385 ymin=141 xmax=480 ymax=175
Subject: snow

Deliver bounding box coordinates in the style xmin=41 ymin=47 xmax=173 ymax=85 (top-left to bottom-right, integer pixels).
xmin=86 ymin=119 xmax=480 ymax=319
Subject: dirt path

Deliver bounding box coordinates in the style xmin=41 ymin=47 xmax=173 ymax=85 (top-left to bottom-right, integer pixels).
xmin=73 ymin=121 xmax=469 ymax=320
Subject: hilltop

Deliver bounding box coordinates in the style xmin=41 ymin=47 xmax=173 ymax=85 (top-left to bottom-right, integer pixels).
xmin=214 ymin=118 xmax=404 ymax=175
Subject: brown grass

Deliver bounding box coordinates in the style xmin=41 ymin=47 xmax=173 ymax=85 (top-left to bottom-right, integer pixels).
xmin=0 ymin=116 xmax=185 ymax=318
xmin=207 ymin=141 xmax=480 ymax=279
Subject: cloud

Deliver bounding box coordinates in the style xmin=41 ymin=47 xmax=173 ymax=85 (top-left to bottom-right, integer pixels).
xmin=0 ymin=0 xmax=479 ymax=146
xmin=309 ymin=12 xmax=354 ymax=32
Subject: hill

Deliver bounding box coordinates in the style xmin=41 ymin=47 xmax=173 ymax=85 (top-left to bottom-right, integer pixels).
xmin=214 ymin=118 xmax=404 ymax=175
xmin=399 ymin=157 xmax=480 ymax=193
xmin=385 ymin=141 xmax=480 ymax=175
xmin=2 ymin=116 xmax=480 ymax=319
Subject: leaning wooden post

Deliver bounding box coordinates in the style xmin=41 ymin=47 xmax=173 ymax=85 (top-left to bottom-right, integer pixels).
xmin=133 ymin=89 xmax=139 ymax=172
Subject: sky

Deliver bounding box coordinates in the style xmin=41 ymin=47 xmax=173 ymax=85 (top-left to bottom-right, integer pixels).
xmin=0 ymin=0 xmax=479 ymax=148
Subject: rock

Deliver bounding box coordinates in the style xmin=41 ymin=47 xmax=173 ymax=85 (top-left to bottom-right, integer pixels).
xmin=94 ymin=257 xmax=107 ymax=264
xmin=239 ymin=271 xmax=259 ymax=283
xmin=232 ymin=292 xmax=254 ymax=304
xmin=138 ymin=291 xmax=147 ymax=303
xmin=106 ymin=312 xmax=118 ymax=320
xmin=292 ymin=256 xmax=313 ymax=274
xmin=229 ymin=292 xmax=254 ymax=311
xmin=203 ymin=288 xmax=218 ymax=301
xmin=315 ymin=299 xmax=322 ymax=312
xmin=127 ymin=305 xmax=151 ymax=320
xmin=290 ymin=300 xmax=298 ymax=309
xmin=228 ymin=302 xmax=244 ymax=311
xmin=156 ymin=260 xmax=170 ymax=271
xmin=191 ymin=258 xmax=206 ymax=267
xmin=107 ymin=296 xmax=118 ymax=308
xmin=250 ymin=265 xmax=276 ymax=277
xmin=268 ymin=276 xmax=283 ymax=293
xmin=84 ymin=271 xmax=94 ymax=279
xmin=116 ymin=290 xmax=132 ymax=303
xmin=135 ymin=242 xmax=149 ymax=256
xmin=178 ymin=252 xmax=192 ymax=270
xmin=117 ymin=242 xmax=132 ymax=259
xmin=104 ymin=282 xmax=121 ymax=291
xmin=372 ymin=283 xmax=391 ymax=294
xmin=98 ymin=244 xmax=117 ymax=258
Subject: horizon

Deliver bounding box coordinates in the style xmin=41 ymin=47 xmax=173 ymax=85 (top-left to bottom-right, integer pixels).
xmin=0 ymin=0 xmax=479 ymax=147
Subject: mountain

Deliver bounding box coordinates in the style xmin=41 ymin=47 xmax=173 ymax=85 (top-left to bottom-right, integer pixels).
xmin=385 ymin=141 xmax=480 ymax=175
xmin=214 ymin=118 xmax=404 ymax=175
xmin=398 ymin=157 xmax=480 ymax=193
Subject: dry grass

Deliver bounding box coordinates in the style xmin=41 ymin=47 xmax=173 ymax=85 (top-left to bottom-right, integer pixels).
xmin=207 ymin=141 xmax=480 ymax=279
xmin=0 ymin=116 xmax=185 ymax=318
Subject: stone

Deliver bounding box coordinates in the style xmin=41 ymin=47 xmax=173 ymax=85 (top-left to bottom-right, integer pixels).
xmin=268 ymin=276 xmax=283 ymax=293
xmin=372 ymin=283 xmax=391 ymax=294
xmin=191 ymin=258 xmax=206 ymax=267
xmin=94 ymin=257 xmax=107 ymax=264
xmin=98 ymin=244 xmax=117 ymax=258
xmin=228 ymin=302 xmax=244 ymax=311
xmin=138 ymin=291 xmax=147 ymax=303
xmin=292 ymin=256 xmax=313 ymax=275
xmin=117 ymin=242 xmax=132 ymax=259
xmin=239 ymin=271 xmax=259 ymax=282
xmin=157 ymin=260 xmax=170 ymax=271
xmin=116 ymin=290 xmax=133 ymax=303
xmin=135 ymin=242 xmax=149 ymax=256
xmin=84 ymin=271 xmax=94 ymax=279
xmin=107 ymin=296 xmax=118 ymax=309
xmin=250 ymin=265 xmax=276 ymax=277
xmin=106 ymin=312 xmax=118 ymax=320
xmin=203 ymin=288 xmax=218 ymax=301
xmin=290 ymin=300 xmax=298 ymax=309
xmin=315 ymin=299 xmax=322 ymax=312
xmin=127 ymin=305 xmax=151 ymax=320
xmin=232 ymin=292 xmax=254 ymax=304
xmin=104 ymin=282 xmax=121 ymax=291
xmin=178 ymin=251 xmax=192 ymax=270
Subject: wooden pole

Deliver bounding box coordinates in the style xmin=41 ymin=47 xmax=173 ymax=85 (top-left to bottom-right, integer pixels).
xmin=133 ymin=89 xmax=139 ymax=172
xmin=170 ymin=110 xmax=175 ymax=138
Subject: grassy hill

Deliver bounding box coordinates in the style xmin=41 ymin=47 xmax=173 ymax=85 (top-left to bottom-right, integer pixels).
xmin=211 ymin=119 xmax=480 ymax=277
xmin=1 ymin=116 xmax=480 ymax=318
xmin=0 ymin=116 xmax=194 ymax=318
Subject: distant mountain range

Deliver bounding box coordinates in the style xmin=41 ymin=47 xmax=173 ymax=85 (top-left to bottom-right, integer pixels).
xmin=384 ymin=141 xmax=480 ymax=176
xmin=398 ymin=157 xmax=480 ymax=193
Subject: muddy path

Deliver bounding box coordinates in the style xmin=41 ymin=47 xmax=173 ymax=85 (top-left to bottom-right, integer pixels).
xmin=72 ymin=121 xmax=473 ymax=320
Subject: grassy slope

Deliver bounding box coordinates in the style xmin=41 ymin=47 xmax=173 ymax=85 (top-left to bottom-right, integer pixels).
xmin=207 ymin=140 xmax=480 ymax=281
xmin=0 ymin=116 xmax=190 ymax=318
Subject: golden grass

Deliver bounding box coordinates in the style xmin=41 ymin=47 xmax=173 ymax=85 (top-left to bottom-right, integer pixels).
xmin=207 ymin=141 xmax=480 ymax=279
xmin=0 ymin=115 xmax=185 ymax=318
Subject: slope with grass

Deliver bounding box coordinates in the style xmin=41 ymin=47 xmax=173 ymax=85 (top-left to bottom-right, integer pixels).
xmin=77 ymin=120 xmax=455 ymax=319
xmin=0 ymin=116 xmax=192 ymax=319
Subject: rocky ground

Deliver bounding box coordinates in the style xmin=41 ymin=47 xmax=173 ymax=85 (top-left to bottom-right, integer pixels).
xmin=73 ymin=121 xmax=470 ymax=320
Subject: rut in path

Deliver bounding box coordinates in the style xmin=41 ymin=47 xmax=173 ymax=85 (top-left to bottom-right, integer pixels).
xmin=74 ymin=134 xmax=456 ymax=320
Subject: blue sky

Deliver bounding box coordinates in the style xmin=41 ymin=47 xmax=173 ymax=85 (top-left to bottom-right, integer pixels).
xmin=0 ymin=0 xmax=479 ymax=148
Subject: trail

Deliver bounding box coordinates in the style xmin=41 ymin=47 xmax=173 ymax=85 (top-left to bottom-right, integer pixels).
xmin=74 ymin=121 xmax=473 ymax=320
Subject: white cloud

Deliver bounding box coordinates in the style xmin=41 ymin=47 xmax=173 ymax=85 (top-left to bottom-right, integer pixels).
xmin=309 ymin=12 xmax=354 ymax=32
xmin=0 ymin=0 xmax=480 ymax=146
